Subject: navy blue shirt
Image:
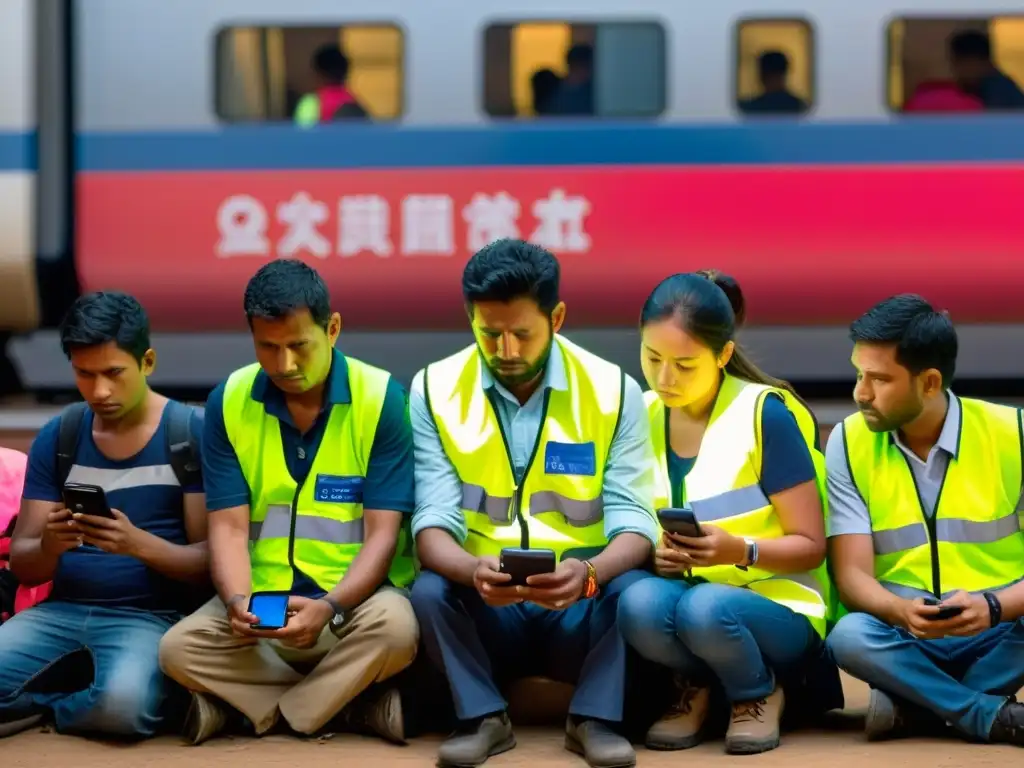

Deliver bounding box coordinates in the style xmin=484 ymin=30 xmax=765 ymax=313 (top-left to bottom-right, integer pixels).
xmin=668 ymin=394 xmax=816 ymax=507
xmin=22 ymin=403 xmax=205 ymax=613
xmin=203 ymin=350 xmax=415 ymax=598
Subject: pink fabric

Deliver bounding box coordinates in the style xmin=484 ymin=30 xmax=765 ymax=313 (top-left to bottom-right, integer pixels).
xmin=316 ymin=85 xmax=356 ymax=122
xmin=0 ymin=447 xmax=52 ymax=614
xmin=904 ymin=81 xmax=983 ymax=112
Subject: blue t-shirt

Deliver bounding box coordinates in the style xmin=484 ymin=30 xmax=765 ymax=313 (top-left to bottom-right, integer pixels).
xmin=22 ymin=403 xmax=205 ymax=613
xmin=668 ymin=394 xmax=816 ymax=508
xmin=202 ymin=351 xmax=415 ymax=599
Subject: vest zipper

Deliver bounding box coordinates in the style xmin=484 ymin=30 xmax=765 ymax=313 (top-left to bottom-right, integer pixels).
xmin=486 ymin=388 xmax=552 ymax=550
xmin=898 ymin=450 xmax=951 ymax=598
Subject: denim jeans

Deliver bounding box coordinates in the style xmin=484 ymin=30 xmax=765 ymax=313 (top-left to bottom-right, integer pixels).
xmin=0 ymin=600 xmax=176 ymax=738
xmin=827 ymin=612 xmax=1024 ymax=740
xmin=617 ymin=578 xmax=820 ymax=702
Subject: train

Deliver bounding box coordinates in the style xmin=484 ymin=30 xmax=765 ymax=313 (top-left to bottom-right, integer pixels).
xmin=4 ymin=0 xmax=1024 ymax=392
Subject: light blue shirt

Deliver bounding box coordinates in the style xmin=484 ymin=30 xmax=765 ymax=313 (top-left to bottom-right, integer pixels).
xmin=410 ymin=346 xmax=659 ymax=546
xmin=826 ymin=393 xmax=1023 ymax=535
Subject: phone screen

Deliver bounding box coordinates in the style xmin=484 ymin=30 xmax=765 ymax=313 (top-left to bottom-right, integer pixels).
xmin=248 ymin=593 xmax=288 ymax=630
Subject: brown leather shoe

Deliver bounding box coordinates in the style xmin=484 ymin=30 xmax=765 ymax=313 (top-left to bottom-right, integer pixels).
xmin=437 ymin=712 xmax=515 ymax=767
xmin=645 ymin=684 xmax=710 ymax=750
xmin=344 ymin=687 xmax=406 ymax=745
xmin=725 ymin=688 xmax=784 ymax=755
xmin=565 ymin=718 xmax=636 ymax=768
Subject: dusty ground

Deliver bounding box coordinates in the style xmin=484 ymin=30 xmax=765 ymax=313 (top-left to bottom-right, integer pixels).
xmin=3 ymin=675 xmax=1019 ymax=767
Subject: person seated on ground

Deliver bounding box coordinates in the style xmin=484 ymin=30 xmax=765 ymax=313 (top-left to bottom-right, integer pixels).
xmin=159 ymin=260 xmax=418 ymax=746
xmin=0 ymin=292 xmax=209 ymax=740
xmin=616 ymin=271 xmax=833 ymax=755
xmin=826 ymin=294 xmax=1024 ymax=745
xmin=409 ymin=239 xmax=659 ymax=768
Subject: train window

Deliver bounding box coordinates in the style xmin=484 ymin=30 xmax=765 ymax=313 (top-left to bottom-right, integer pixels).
xmin=887 ymin=17 xmax=1024 ymax=113
xmin=214 ymin=24 xmax=404 ymax=123
xmin=481 ymin=21 xmax=666 ymax=118
xmin=734 ymin=19 xmax=814 ymax=116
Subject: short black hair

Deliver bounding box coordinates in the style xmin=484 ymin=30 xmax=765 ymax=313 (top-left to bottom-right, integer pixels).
xmin=59 ymin=291 xmax=151 ymax=363
xmin=244 ymin=259 xmax=332 ymax=329
xmin=313 ymin=44 xmax=349 ymax=82
xmin=849 ymin=294 xmax=958 ymax=386
xmin=462 ymin=238 xmax=561 ymax=314
xmin=567 ymin=44 xmax=593 ymax=69
xmin=950 ymin=30 xmax=991 ymax=60
xmin=759 ymin=50 xmax=790 ymax=77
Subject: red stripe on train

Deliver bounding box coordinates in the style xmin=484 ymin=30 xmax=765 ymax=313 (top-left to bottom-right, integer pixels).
xmin=76 ymin=164 xmax=1024 ymax=331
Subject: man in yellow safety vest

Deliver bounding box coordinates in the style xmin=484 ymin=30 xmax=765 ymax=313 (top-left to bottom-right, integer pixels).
xmin=159 ymin=260 xmax=418 ymax=745
xmin=408 ymin=238 xmax=660 ymax=768
xmin=825 ymin=294 xmax=1024 ymax=746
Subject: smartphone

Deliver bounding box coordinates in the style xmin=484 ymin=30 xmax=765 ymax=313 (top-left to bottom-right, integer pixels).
xmin=499 ymin=548 xmax=556 ymax=586
xmin=248 ymin=591 xmax=290 ymax=630
xmin=62 ymin=483 xmax=115 ymax=519
xmin=923 ymin=596 xmax=963 ymax=620
xmin=658 ymin=507 xmax=704 ymax=537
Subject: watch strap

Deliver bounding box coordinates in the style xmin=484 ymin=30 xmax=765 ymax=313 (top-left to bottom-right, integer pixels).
xmin=983 ymin=591 xmax=1003 ymax=627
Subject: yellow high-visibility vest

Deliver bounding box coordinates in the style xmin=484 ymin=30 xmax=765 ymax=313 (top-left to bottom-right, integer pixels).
xmin=425 ymin=335 xmax=632 ymax=562
xmin=843 ymin=396 xmax=1024 ymax=599
xmin=222 ymin=359 xmax=415 ymax=593
xmin=646 ymin=374 xmax=830 ymax=637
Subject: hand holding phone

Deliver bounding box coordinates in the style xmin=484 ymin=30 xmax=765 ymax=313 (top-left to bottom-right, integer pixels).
xmin=922 ymin=596 xmax=965 ymax=621
xmin=658 ymin=507 xmax=703 ymax=538
xmin=41 ymin=507 xmax=84 ymax=555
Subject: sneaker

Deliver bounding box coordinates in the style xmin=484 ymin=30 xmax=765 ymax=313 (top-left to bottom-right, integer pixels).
xmin=183 ymin=692 xmax=227 ymax=746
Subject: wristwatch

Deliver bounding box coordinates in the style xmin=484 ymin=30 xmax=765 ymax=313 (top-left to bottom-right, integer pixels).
xmin=737 ymin=537 xmax=758 ymax=571
xmin=320 ymin=596 xmax=347 ymax=636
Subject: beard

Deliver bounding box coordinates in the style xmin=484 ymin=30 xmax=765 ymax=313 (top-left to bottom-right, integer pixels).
xmin=484 ymin=336 xmax=554 ymax=389
xmin=858 ymin=395 xmax=924 ymax=434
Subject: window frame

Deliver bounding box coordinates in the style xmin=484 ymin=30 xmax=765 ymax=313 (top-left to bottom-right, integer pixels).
xmin=731 ymin=16 xmax=817 ymax=119
xmin=211 ymin=20 xmax=408 ymax=124
xmin=477 ymin=17 xmax=669 ymax=120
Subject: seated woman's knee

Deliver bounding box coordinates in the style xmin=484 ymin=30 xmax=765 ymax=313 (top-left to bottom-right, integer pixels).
xmin=616 ymin=577 xmax=669 ymax=644
xmin=87 ymin=672 xmax=166 ymax=739
xmin=674 ymin=583 xmax=741 ymax=647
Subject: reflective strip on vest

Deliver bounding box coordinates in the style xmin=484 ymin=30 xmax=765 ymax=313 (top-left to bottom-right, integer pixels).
xmin=249 ymin=504 xmax=366 ymax=545
xmin=460 ymin=483 xmax=603 ymax=527
xmin=873 ymin=512 xmax=1021 ymax=556
xmin=690 ymin=484 xmax=771 ymax=522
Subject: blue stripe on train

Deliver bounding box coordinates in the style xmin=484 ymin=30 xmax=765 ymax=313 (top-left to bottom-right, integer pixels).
xmin=31 ymin=117 xmax=1024 ymax=172
xmin=0 ymin=131 xmax=36 ymax=172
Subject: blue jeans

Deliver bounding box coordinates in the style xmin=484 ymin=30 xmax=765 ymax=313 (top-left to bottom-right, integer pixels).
xmin=827 ymin=612 xmax=1024 ymax=740
xmin=410 ymin=568 xmax=652 ymax=723
xmin=0 ymin=601 xmax=176 ymax=738
xmin=617 ymin=578 xmax=820 ymax=702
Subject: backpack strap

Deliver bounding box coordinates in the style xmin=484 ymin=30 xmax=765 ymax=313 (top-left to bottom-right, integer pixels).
xmin=165 ymin=401 xmax=204 ymax=490
xmin=56 ymin=402 xmax=89 ymax=488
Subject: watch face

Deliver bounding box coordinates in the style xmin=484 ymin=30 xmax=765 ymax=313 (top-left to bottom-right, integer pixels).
xmin=330 ymin=611 xmax=346 ymax=629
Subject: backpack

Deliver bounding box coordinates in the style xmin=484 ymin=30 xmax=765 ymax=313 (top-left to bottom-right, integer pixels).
xmin=0 ymin=401 xmax=204 ymax=622
xmin=56 ymin=400 xmax=204 ymax=489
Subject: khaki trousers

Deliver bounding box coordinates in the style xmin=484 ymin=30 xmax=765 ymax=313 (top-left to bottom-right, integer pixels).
xmin=158 ymin=587 xmax=418 ymax=735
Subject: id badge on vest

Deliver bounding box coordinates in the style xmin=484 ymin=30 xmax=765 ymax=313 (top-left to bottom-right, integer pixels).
xmin=544 ymin=441 xmax=597 ymax=476
xmin=314 ymin=474 xmax=365 ymax=504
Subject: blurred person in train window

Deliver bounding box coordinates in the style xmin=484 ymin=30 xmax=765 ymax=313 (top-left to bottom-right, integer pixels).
xmin=158 ymin=259 xmax=417 ymax=746
xmin=409 ymin=239 xmax=659 ymax=768
xmin=949 ymin=30 xmax=1024 ymax=110
xmin=825 ymin=295 xmax=1024 ymax=746
xmin=0 ymin=292 xmax=210 ymax=741
xmin=616 ymin=272 xmax=837 ymax=756
xmin=738 ymin=51 xmax=809 ymax=115
xmin=547 ymin=44 xmax=595 ymax=116
xmin=531 ymin=67 xmax=562 ymax=116
xmin=293 ymin=43 xmax=369 ymax=126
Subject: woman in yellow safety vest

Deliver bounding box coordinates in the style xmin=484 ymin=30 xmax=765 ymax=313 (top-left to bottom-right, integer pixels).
xmin=616 ymin=271 xmax=829 ymax=756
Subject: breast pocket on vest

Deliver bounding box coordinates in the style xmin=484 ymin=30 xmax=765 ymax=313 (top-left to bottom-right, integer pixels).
xmin=544 ymin=441 xmax=597 ymax=477
xmin=314 ymin=474 xmax=365 ymax=504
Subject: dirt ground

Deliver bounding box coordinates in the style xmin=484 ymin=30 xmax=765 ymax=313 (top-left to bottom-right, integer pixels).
xmin=3 ymin=675 xmax=1020 ymax=767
